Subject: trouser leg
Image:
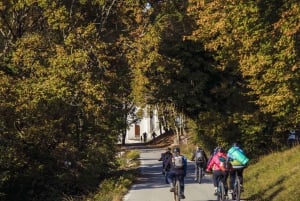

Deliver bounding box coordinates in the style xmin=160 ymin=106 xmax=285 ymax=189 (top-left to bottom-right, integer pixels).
xmin=179 ymin=175 xmax=184 ymax=194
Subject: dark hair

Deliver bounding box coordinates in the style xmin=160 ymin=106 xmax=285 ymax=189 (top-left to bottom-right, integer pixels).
xmin=173 ymin=147 xmax=180 ymax=153
xmin=217 ymin=147 xmax=225 ymax=153
xmin=232 ymin=142 xmax=238 ymax=147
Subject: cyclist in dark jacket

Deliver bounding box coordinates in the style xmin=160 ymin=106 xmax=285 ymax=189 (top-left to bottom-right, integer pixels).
xmin=158 ymin=147 xmax=173 ymax=183
xmin=166 ymin=147 xmax=187 ymax=199
xmin=191 ymin=146 xmax=208 ymax=181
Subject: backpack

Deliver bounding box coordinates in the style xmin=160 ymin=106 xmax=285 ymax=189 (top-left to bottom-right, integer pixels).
xmin=218 ymin=156 xmax=232 ymax=172
xmin=195 ymin=150 xmax=204 ymax=162
xmin=173 ymin=156 xmax=184 ymax=168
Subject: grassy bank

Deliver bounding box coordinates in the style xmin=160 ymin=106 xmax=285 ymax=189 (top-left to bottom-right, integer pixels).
xmin=63 ymin=149 xmax=140 ymax=201
xmin=243 ymin=146 xmax=300 ymax=201
xmin=90 ymin=149 xmax=140 ymax=201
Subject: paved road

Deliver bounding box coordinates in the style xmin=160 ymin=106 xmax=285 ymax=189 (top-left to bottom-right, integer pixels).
xmin=122 ymin=147 xmax=219 ymax=201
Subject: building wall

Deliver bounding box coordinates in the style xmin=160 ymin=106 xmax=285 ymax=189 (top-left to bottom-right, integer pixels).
xmin=126 ymin=107 xmax=163 ymax=141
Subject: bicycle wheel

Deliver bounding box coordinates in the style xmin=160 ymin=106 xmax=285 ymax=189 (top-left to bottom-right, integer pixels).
xmin=217 ymin=180 xmax=225 ymax=201
xmin=198 ymin=166 xmax=203 ymax=184
xmin=173 ymin=177 xmax=181 ymax=201
xmin=233 ymin=174 xmax=241 ymax=201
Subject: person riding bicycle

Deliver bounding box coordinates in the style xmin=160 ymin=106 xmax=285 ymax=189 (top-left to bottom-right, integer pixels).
xmin=158 ymin=147 xmax=173 ymax=183
xmin=191 ymin=145 xmax=208 ymax=181
xmin=206 ymin=147 xmax=229 ymax=196
xmin=227 ymin=142 xmax=246 ymax=193
xmin=166 ymin=147 xmax=187 ymax=199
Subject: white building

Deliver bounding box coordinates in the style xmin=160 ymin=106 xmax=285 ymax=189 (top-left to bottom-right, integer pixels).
xmin=126 ymin=107 xmax=163 ymax=142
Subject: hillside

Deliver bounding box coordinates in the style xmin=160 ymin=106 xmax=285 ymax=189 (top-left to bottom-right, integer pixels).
xmin=243 ymin=145 xmax=300 ymax=201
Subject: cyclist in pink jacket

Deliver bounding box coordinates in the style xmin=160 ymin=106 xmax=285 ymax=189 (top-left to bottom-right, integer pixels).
xmin=206 ymin=147 xmax=229 ymax=195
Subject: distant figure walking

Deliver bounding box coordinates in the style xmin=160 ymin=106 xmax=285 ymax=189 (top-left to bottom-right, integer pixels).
xmin=143 ymin=132 xmax=147 ymax=143
xmin=288 ymin=129 xmax=297 ymax=148
xmin=152 ymin=131 xmax=157 ymax=143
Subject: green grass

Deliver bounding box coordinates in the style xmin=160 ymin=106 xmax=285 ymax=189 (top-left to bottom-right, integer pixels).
xmin=243 ymin=146 xmax=300 ymax=201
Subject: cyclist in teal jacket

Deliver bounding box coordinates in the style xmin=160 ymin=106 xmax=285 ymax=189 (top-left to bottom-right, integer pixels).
xmin=227 ymin=142 xmax=246 ymax=193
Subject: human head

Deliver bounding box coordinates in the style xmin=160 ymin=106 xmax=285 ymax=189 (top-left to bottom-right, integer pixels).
xmin=290 ymin=129 xmax=296 ymax=134
xmin=232 ymin=142 xmax=239 ymax=147
xmin=216 ymin=147 xmax=225 ymax=156
xmin=167 ymin=147 xmax=171 ymax=152
xmin=173 ymin=147 xmax=180 ymax=156
xmin=196 ymin=146 xmax=202 ymax=150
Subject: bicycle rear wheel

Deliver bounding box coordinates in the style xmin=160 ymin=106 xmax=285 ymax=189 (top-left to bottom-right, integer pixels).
xmin=173 ymin=178 xmax=181 ymax=201
xmin=233 ymin=175 xmax=241 ymax=201
xmin=217 ymin=180 xmax=225 ymax=201
xmin=198 ymin=166 xmax=203 ymax=184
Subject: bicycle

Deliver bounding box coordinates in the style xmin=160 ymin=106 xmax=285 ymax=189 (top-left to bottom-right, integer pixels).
xmin=231 ymin=166 xmax=244 ymax=201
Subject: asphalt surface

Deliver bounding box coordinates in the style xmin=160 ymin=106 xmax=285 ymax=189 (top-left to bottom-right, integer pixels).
xmin=122 ymin=147 xmax=221 ymax=201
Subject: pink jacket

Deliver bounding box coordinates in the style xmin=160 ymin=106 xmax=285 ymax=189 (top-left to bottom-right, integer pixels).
xmin=207 ymin=152 xmax=227 ymax=171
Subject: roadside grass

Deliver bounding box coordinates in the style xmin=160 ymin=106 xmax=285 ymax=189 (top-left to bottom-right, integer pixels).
xmin=93 ymin=149 xmax=140 ymax=201
xmin=68 ymin=149 xmax=140 ymax=201
xmin=243 ymin=145 xmax=300 ymax=201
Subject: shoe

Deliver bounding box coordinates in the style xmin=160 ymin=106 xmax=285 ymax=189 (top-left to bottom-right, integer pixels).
xmin=170 ymin=183 xmax=175 ymax=192
xmin=180 ymin=194 xmax=185 ymax=199
xmin=214 ymin=187 xmax=218 ymax=195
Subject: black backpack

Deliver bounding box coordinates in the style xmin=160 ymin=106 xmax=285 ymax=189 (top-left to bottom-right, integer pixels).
xmin=195 ymin=150 xmax=204 ymax=162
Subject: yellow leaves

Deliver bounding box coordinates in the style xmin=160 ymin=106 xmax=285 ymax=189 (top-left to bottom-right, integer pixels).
xmin=45 ymin=5 xmax=69 ymax=30
xmin=65 ymin=24 xmax=97 ymax=46
xmin=0 ymin=1 xmax=5 ymax=11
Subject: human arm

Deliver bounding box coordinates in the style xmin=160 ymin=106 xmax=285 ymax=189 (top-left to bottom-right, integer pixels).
xmin=183 ymin=156 xmax=188 ymax=176
xmin=206 ymin=156 xmax=214 ymax=171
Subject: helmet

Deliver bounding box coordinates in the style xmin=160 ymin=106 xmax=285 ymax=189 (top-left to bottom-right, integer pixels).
xmin=232 ymin=142 xmax=238 ymax=147
xmin=173 ymin=147 xmax=180 ymax=153
xmin=217 ymin=147 xmax=225 ymax=153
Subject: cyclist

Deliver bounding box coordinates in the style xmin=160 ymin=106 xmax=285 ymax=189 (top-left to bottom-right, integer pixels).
xmin=227 ymin=142 xmax=246 ymax=193
xmin=158 ymin=147 xmax=173 ymax=183
xmin=191 ymin=145 xmax=208 ymax=181
xmin=166 ymin=147 xmax=187 ymax=199
xmin=206 ymin=147 xmax=229 ymax=196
